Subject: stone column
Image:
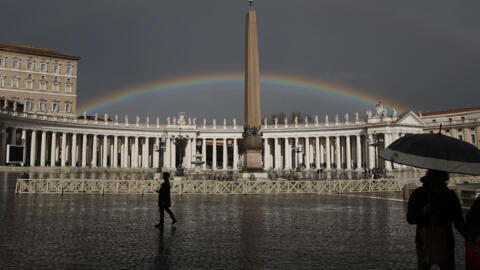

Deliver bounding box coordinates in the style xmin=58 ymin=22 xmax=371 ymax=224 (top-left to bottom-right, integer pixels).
xmin=82 ymin=134 xmax=87 ymax=167
xmin=185 ymin=138 xmax=191 ymax=169
xmin=346 ymin=135 xmax=351 ymax=170
xmin=284 ymin=138 xmax=290 ymax=170
xmin=29 ymin=130 xmax=36 ymax=166
xmin=315 ymin=137 xmax=320 ymax=169
xmin=275 ymin=137 xmax=281 ymax=170
xmin=335 ymin=136 xmax=341 ymax=169
xmin=320 ymin=139 xmax=324 ymax=166
xmin=233 ymin=138 xmax=238 ymax=170
xmin=50 ymin=132 xmax=57 ymax=167
xmin=102 ymin=135 xmax=108 ymax=168
xmin=368 ymin=134 xmax=375 ymax=169
xmin=294 ymin=137 xmax=299 ymax=168
xmin=223 ymin=138 xmax=227 ymax=169
xmin=305 ymin=137 xmax=310 ymax=169
xmin=325 ymin=136 xmax=331 ymax=170
xmin=21 ymin=129 xmax=27 ymax=165
xmin=202 ymin=138 xmax=206 ymax=169
xmin=92 ymin=134 xmax=97 ymax=168
xmin=61 ymin=132 xmax=67 ymax=167
xmin=71 ymin=133 xmax=77 ymax=167
xmin=0 ymin=127 xmax=6 ymax=165
xmin=122 ymin=137 xmax=128 ymax=168
xmin=212 ymin=138 xmax=217 ymax=170
xmin=113 ymin=136 xmax=118 ymax=168
xmin=144 ymin=137 xmax=150 ymax=168
xmin=356 ymin=135 xmax=362 ymax=170
xmin=171 ymin=138 xmax=176 ymax=169
xmin=40 ymin=131 xmax=46 ymax=166
xmin=133 ymin=136 xmax=139 ymax=168
xmin=384 ymin=133 xmax=391 ymax=170
xmin=263 ymin=138 xmax=269 ymax=169
xmin=153 ymin=137 xmax=159 ymax=168
xmin=10 ymin=127 xmax=17 ymax=145
xmin=165 ymin=137 xmax=171 ymax=169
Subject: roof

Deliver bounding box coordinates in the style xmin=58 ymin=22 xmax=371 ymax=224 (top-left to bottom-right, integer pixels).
xmin=421 ymin=106 xmax=480 ymax=117
xmin=0 ymin=42 xmax=80 ymax=60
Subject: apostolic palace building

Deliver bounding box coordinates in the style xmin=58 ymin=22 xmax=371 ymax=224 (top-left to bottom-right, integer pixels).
xmin=0 ymin=43 xmax=479 ymax=172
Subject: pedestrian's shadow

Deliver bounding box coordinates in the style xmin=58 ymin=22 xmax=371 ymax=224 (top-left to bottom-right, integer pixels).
xmin=152 ymin=225 xmax=176 ymax=269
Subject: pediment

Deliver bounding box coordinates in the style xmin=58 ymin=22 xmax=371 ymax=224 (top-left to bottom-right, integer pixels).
xmin=396 ymin=111 xmax=425 ymax=126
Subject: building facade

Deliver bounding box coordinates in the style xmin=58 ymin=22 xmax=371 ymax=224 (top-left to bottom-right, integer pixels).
xmin=421 ymin=107 xmax=480 ymax=148
xmin=0 ymin=43 xmax=80 ymax=117
xmin=0 ymin=103 xmax=427 ymax=171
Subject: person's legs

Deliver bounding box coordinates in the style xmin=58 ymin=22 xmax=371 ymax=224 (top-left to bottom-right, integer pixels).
xmin=416 ymin=247 xmax=431 ymax=270
xmin=438 ymin=249 xmax=455 ymax=270
xmin=165 ymin=207 xmax=177 ymax=223
xmin=159 ymin=205 xmax=165 ymax=223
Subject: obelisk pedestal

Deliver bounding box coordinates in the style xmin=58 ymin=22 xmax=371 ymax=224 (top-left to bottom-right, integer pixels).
xmin=242 ymin=1 xmax=267 ymax=178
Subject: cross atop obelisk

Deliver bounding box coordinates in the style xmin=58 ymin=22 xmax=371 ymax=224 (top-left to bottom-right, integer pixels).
xmin=243 ymin=0 xmax=264 ymax=173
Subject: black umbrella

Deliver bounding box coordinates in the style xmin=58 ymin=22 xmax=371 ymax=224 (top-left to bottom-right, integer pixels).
xmin=379 ymin=132 xmax=480 ymax=175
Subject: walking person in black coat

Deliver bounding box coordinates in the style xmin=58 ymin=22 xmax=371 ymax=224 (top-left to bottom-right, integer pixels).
xmin=155 ymin=172 xmax=177 ymax=227
xmin=407 ymin=169 xmax=466 ymax=270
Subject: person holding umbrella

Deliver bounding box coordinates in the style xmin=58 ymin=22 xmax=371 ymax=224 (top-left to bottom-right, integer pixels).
xmin=379 ymin=127 xmax=480 ymax=269
xmin=407 ymin=169 xmax=466 ymax=269
xmin=155 ymin=172 xmax=177 ymax=227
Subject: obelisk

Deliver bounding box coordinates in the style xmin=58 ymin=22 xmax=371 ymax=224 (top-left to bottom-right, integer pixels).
xmin=243 ymin=0 xmax=264 ymax=173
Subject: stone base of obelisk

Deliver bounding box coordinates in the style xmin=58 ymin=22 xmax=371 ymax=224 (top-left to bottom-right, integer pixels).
xmin=241 ymin=149 xmax=268 ymax=179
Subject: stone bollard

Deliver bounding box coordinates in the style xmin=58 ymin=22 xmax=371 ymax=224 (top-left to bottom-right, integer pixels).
xmin=403 ymin=184 xmax=410 ymax=201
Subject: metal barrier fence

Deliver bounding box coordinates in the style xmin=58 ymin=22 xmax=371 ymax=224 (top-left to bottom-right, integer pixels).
xmin=15 ymin=176 xmax=480 ymax=194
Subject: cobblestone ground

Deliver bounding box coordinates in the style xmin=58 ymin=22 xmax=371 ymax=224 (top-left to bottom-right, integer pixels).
xmin=0 ymin=172 xmax=466 ymax=269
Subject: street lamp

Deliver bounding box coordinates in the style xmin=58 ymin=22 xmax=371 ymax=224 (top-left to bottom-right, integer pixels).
xmin=154 ymin=133 xmax=167 ymax=172
xmin=367 ymin=132 xmax=384 ymax=177
xmin=172 ymin=128 xmax=189 ymax=176
xmin=294 ymin=145 xmax=303 ymax=171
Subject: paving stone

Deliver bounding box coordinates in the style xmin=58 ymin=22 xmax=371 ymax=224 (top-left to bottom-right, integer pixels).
xmin=0 ymin=172 xmax=467 ymax=269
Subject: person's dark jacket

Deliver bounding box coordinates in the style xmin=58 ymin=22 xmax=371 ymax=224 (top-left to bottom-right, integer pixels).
xmin=407 ymin=179 xmax=466 ymax=250
xmin=157 ymin=180 xmax=171 ymax=208
xmin=466 ymin=196 xmax=480 ymax=240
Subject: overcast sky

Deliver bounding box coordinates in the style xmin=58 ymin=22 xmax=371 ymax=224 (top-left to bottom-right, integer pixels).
xmin=2 ymin=0 xmax=480 ymax=121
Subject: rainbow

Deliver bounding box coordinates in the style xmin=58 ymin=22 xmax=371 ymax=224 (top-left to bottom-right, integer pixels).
xmin=78 ymin=72 xmax=410 ymax=114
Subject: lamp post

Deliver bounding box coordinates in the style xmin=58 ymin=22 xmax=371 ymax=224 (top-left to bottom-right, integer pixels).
xmin=172 ymin=128 xmax=189 ymax=176
xmin=153 ymin=133 xmax=167 ymax=172
xmin=367 ymin=132 xmax=383 ymax=178
xmin=294 ymin=145 xmax=303 ymax=172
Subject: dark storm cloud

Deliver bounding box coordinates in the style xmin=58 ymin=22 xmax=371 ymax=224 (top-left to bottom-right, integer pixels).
xmin=2 ymin=0 xmax=480 ymax=121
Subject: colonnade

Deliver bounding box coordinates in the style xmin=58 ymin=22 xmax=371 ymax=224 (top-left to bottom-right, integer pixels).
xmin=0 ymin=125 xmax=409 ymax=171
xmin=262 ymin=134 xmax=404 ymax=171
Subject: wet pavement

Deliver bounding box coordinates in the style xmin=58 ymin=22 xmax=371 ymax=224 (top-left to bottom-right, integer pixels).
xmin=0 ymin=172 xmax=467 ymax=269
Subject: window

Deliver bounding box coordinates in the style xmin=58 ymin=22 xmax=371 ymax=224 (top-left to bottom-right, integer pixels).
xmin=65 ymin=103 xmax=72 ymax=113
xmin=449 ymin=118 xmax=452 ymax=122
xmin=459 ymin=134 xmax=463 ymax=141
xmin=54 ymin=64 xmax=60 ymax=74
xmin=66 ymin=65 xmax=73 ymax=75
xmin=26 ymin=79 xmax=33 ymax=89
xmin=11 ymin=77 xmax=19 ymax=88
xmin=53 ymin=82 xmax=59 ymax=91
xmin=25 ymin=100 xmax=32 ymax=110
xmin=472 ymin=134 xmax=477 ymax=145
xmin=0 ymin=57 xmax=5 ymax=67
xmin=65 ymin=84 xmax=72 ymax=92
xmin=12 ymin=59 xmax=20 ymax=69
xmin=39 ymin=101 xmax=46 ymax=111
xmin=40 ymin=63 xmax=48 ymax=72
xmin=52 ymin=102 xmax=59 ymax=112
xmin=39 ymin=81 xmax=47 ymax=90
xmin=27 ymin=61 xmax=35 ymax=70
xmin=432 ymin=119 xmax=436 ymax=123
xmin=0 ymin=76 xmax=4 ymax=87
